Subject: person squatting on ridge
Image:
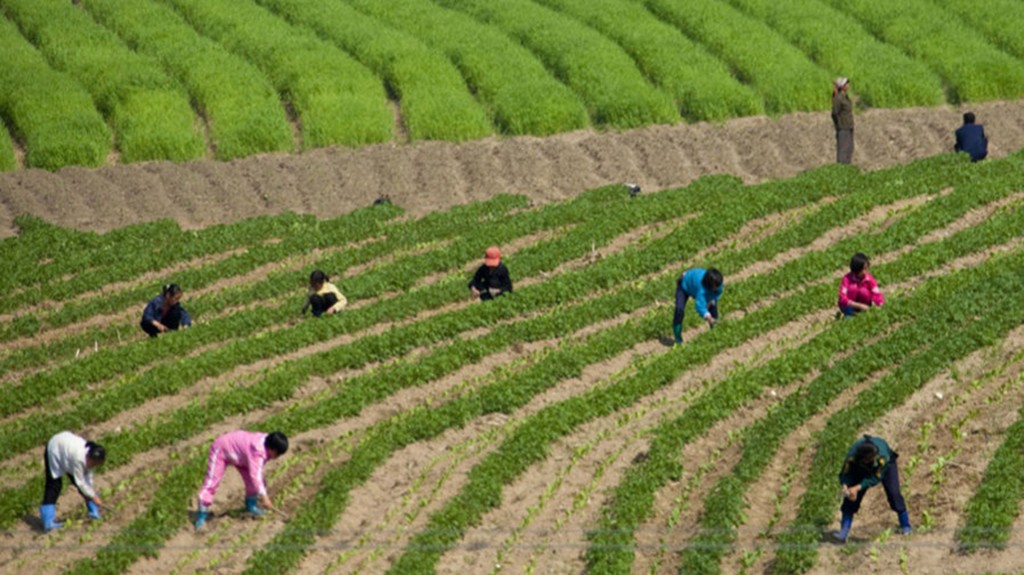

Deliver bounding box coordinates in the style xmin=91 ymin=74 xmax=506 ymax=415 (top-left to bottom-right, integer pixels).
xmin=302 ymin=270 xmax=347 ymax=317
xmin=832 ymin=77 xmax=855 ymax=165
xmin=954 ymin=111 xmax=988 ymax=162
xmin=40 ymin=431 xmax=106 ymax=532
xmin=834 ymin=434 xmax=912 ymax=543
xmin=140 ymin=283 xmax=191 ymax=337
xmin=672 ymin=267 xmax=723 ymax=346
xmin=468 ymin=246 xmax=513 ymax=301
xmin=194 ymin=430 xmax=288 ymax=530
xmin=837 ymin=253 xmax=884 ymax=318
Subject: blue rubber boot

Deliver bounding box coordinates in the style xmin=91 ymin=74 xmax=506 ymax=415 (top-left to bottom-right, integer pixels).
xmin=194 ymin=505 xmax=209 ymax=530
xmin=833 ymin=513 xmax=853 ymax=543
xmin=245 ymin=496 xmax=265 ymax=516
xmin=898 ymin=511 xmax=912 ymax=535
xmin=86 ymin=500 xmax=101 ymax=520
xmin=40 ymin=504 xmax=63 ymax=532
xmin=672 ymin=323 xmax=683 ymax=346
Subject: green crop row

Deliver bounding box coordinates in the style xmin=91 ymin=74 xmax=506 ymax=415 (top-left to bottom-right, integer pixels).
xmin=343 ymin=0 xmax=589 ymax=136
xmin=641 ymin=0 xmax=833 ymax=114
xmin=936 ymin=0 xmax=1024 ymax=61
xmin=1 ymin=0 xmax=203 ymax=162
xmin=724 ymin=0 xmax=945 ymax=108
xmin=160 ymin=0 xmax=391 ymax=148
xmin=680 ymin=250 xmax=1024 ymax=574
xmin=824 ymin=0 xmax=1024 ymax=102
xmin=256 ymin=0 xmax=492 ymax=143
xmin=0 ymin=122 xmax=14 ymax=171
xmin=82 ymin=0 xmax=293 ymax=160
xmin=0 ymin=17 xmax=110 ymax=169
xmin=433 ymin=0 xmax=679 ymax=128
xmin=532 ymin=0 xmax=764 ymax=121
xmin=774 ymin=254 xmax=1024 ymax=573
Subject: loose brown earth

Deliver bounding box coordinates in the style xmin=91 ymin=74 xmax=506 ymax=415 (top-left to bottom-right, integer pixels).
xmin=2 ymin=101 xmax=1024 ymax=575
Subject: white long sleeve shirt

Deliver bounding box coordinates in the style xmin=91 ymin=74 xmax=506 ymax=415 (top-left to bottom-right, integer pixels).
xmin=46 ymin=431 xmax=98 ymax=499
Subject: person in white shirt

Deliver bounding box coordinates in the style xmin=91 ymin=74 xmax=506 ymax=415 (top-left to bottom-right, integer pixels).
xmin=41 ymin=431 xmax=106 ymax=532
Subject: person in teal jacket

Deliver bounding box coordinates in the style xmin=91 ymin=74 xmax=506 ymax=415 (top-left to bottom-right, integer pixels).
xmin=834 ymin=435 xmax=911 ymax=543
xmin=672 ymin=267 xmax=723 ymax=345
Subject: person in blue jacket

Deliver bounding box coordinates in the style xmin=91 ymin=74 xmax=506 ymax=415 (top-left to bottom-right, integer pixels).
xmin=672 ymin=267 xmax=723 ymax=345
xmin=954 ymin=111 xmax=988 ymax=162
xmin=140 ymin=284 xmax=192 ymax=337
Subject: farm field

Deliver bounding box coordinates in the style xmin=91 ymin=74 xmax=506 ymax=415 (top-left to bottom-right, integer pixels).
xmin=1 ymin=137 xmax=1024 ymax=575
xmin=3 ymin=0 xmax=1024 ymax=170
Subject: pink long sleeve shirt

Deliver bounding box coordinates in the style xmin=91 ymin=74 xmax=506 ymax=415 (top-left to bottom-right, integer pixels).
xmin=838 ymin=271 xmax=884 ymax=310
xmin=212 ymin=430 xmax=269 ymax=496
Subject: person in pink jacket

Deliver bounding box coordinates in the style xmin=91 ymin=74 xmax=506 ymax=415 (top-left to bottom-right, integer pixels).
xmin=838 ymin=253 xmax=884 ymax=318
xmin=194 ymin=430 xmax=288 ymax=530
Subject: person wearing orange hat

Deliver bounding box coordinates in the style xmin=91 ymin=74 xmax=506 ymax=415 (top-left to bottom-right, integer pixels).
xmin=468 ymin=246 xmax=513 ymax=301
xmin=832 ymin=77 xmax=854 ymax=164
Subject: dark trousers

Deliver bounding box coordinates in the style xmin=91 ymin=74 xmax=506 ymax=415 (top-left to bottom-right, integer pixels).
xmin=673 ymin=284 xmax=718 ymax=327
xmin=140 ymin=306 xmax=184 ymax=337
xmin=42 ymin=447 xmax=80 ymax=505
xmin=841 ymin=455 xmax=906 ymax=516
xmin=309 ymin=293 xmax=339 ymax=317
xmin=836 ymin=129 xmax=854 ymax=164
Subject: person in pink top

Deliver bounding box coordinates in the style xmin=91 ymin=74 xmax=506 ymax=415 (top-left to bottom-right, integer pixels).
xmin=838 ymin=253 xmax=884 ymax=318
xmin=194 ymin=430 xmax=288 ymax=530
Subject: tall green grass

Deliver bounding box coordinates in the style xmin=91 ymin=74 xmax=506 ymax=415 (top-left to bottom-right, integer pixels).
xmin=933 ymin=0 xmax=1024 ymax=61
xmin=161 ymin=0 xmax=392 ymax=148
xmin=433 ymin=0 xmax=679 ymax=128
xmin=823 ymin=0 xmax=1024 ymax=102
xmin=0 ymin=123 xmax=15 ymax=171
xmin=0 ymin=17 xmax=110 ymax=169
xmin=255 ymin=0 xmax=492 ymax=143
xmin=641 ymin=0 xmax=833 ymax=114
xmin=724 ymin=0 xmax=945 ymax=108
xmin=0 ymin=0 xmax=203 ymax=162
xmin=83 ymin=0 xmax=293 ymax=160
xmin=344 ymin=0 xmax=589 ymax=136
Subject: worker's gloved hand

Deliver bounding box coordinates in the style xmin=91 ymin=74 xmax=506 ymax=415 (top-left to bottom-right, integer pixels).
xmin=86 ymin=500 xmax=101 ymax=520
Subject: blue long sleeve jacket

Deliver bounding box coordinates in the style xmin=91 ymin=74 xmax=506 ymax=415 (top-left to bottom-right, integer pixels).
xmin=680 ymin=268 xmax=723 ymax=318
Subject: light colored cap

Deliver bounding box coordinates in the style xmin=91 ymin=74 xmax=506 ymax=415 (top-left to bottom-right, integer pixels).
xmin=485 ymin=246 xmax=501 ymax=267
xmin=835 ymin=77 xmax=849 ymax=89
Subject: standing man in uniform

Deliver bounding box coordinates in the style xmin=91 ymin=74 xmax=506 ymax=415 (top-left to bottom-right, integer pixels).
xmin=832 ymin=77 xmax=855 ymax=165
xmin=834 ymin=434 xmax=912 ymax=543
xmin=40 ymin=431 xmax=107 ymax=532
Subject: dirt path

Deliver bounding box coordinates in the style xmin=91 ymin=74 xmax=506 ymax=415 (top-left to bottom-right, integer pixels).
xmin=2 ymin=101 xmax=1023 ymax=239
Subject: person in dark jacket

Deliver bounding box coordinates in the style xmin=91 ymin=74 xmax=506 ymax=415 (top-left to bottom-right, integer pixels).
xmin=831 ymin=77 xmax=854 ymax=164
xmin=954 ymin=111 xmax=988 ymax=162
xmin=468 ymin=246 xmax=513 ymax=301
xmin=140 ymin=283 xmax=192 ymax=337
xmin=834 ymin=435 xmax=911 ymax=543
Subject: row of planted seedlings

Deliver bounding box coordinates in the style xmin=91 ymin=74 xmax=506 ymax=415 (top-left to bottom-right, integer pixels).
xmin=160 ymin=0 xmax=391 ymax=148
xmin=772 ymin=252 xmax=1024 ymax=574
xmin=342 ymin=0 xmax=589 ymax=136
xmin=642 ymin=0 xmax=832 ymax=115
xmin=2 ymin=0 xmax=204 ymax=163
xmin=822 ymin=0 xmax=1024 ymax=102
xmin=245 ymin=154 xmax=974 ymax=568
xmin=0 ymin=17 xmax=109 ymax=170
xmin=530 ymin=0 xmax=763 ymax=121
xmin=36 ymin=148 xmax=995 ymax=568
xmin=0 ymin=174 xmax=715 ymax=530
xmin=676 ymin=247 xmax=1024 ymax=575
xmin=938 ymin=0 xmax=1024 ymax=61
xmin=256 ymin=0 xmax=493 ymax=143
xmin=584 ymin=155 xmax=1024 ymax=573
xmin=433 ymin=0 xmax=679 ymax=128
xmin=723 ymin=0 xmax=944 ymax=108
xmin=386 ymin=156 xmax=1022 ymax=574
xmin=59 ymin=163 xmax=838 ymax=574
xmin=82 ymin=0 xmax=293 ymax=160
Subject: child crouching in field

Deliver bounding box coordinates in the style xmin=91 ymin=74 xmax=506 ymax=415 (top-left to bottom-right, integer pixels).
xmin=837 ymin=253 xmax=884 ymax=318
xmin=302 ymin=270 xmax=347 ymax=317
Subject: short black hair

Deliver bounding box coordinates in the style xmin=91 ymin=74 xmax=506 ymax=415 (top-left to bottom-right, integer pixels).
xmin=855 ymin=440 xmax=878 ymax=467
xmin=265 ymin=432 xmax=289 ymax=456
xmin=162 ymin=283 xmax=182 ymax=298
xmin=963 ymin=111 xmax=976 ymax=124
xmin=850 ymin=253 xmax=869 ymax=274
xmin=86 ymin=442 xmax=107 ymax=465
xmin=309 ymin=270 xmax=329 ymax=286
xmin=702 ymin=268 xmax=723 ymax=291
